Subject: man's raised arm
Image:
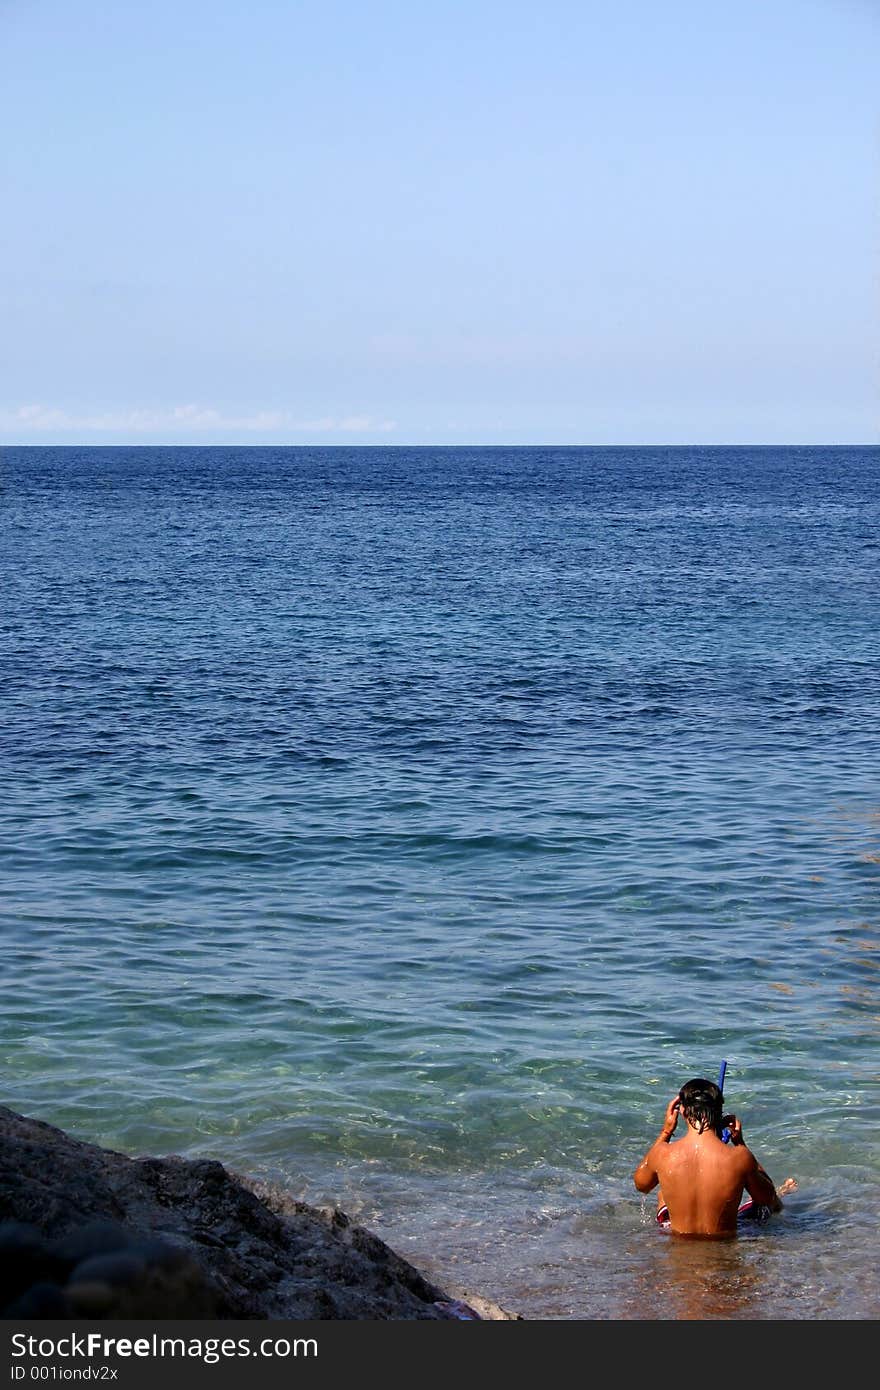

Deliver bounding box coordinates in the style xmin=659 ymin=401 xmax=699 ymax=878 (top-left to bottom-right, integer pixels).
xmin=726 ymin=1116 xmax=783 ymax=1211
xmin=633 ymin=1095 xmax=680 ymax=1193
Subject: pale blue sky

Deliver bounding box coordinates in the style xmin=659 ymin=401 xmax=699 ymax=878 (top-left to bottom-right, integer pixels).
xmin=1 ymin=0 xmax=877 ymax=444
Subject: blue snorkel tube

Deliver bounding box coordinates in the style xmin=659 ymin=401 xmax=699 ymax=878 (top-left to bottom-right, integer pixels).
xmin=719 ymin=1059 xmax=731 ymax=1142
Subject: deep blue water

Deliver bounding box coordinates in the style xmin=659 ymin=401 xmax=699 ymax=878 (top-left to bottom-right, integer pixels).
xmin=2 ymin=445 xmax=878 ymax=1318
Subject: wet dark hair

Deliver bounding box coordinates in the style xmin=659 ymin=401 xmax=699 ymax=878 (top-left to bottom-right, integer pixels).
xmin=678 ymin=1078 xmax=724 ymax=1135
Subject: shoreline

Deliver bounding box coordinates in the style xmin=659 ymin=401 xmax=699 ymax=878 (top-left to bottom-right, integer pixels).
xmin=0 ymin=1106 xmax=519 ymax=1321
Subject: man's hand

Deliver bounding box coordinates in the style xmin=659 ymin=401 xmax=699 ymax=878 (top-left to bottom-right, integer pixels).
xmin=660 ymin=1095 xmax=680 ymax=1140
xmin=724 ymin=1114 xmax=744 ymax=1146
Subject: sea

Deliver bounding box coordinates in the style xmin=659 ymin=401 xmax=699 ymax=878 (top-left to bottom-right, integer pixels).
xmin=2 ymin=444 xmax=878 ymax=1320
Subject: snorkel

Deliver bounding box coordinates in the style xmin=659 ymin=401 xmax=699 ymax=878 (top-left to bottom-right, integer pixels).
xmin=719 ymin=1059 xmax=731 ymax=1142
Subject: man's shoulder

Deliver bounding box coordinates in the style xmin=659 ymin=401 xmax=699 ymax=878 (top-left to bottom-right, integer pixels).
xmin=653 ymin=1136 xmax=687 ymax=1167
xmin=728 ymin=1141 xmax=759 ymax=1166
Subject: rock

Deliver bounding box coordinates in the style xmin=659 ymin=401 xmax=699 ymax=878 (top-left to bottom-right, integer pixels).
xmin=0 ymin=1106 xmax=519 ymax=1320
xmin=69 ymin=1252 xmax=147 ymax=1288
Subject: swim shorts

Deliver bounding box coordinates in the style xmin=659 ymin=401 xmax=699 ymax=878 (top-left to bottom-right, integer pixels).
xmin=656 ymin=1199 xmax=773 ymax=1228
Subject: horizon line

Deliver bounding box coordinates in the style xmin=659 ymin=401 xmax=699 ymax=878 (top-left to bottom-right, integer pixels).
xmin=2 ymin=440 xmax=878 ymax=450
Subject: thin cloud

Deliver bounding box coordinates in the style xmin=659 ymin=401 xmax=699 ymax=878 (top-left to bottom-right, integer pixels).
xmin=0 ymin=405 xmax=398 ymax=436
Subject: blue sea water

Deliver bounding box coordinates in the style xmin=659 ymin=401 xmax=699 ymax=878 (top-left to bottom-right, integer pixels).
xmin=2 ymin=444 xmax=878 ymax=1319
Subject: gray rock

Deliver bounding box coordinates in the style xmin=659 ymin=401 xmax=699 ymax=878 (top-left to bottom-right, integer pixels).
xmin=0 ymin=1106 xmax=518 ymax=1320
xmin=52 ymin=1219 xmax=132 ymax=1267
xmin=69 ymin=1252 xmax=147 ymax=1289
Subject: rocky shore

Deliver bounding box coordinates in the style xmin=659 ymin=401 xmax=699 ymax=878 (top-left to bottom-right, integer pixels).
xmin=0 ymin=1107 xmax=517 ymax=1321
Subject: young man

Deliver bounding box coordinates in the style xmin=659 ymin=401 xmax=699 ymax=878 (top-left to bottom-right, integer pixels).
xmin=633 ymin=1077 xmax=797 ymax=1237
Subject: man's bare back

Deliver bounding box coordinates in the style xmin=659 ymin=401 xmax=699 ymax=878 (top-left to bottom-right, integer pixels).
xmin=634 ymin=1079 xmax=797 ymax=1238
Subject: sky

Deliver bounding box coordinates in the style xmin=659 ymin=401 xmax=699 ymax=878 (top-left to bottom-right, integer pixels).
xmin=1 ymin=0 xmax=877 ymax=445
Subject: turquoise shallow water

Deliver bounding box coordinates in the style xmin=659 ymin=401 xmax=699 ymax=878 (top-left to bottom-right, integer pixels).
xmin=2 ymin=445 xmax=878 ymax=1318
